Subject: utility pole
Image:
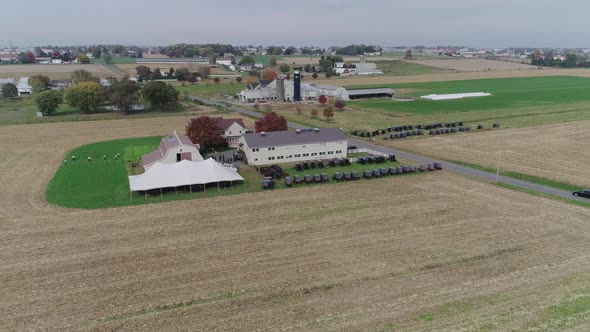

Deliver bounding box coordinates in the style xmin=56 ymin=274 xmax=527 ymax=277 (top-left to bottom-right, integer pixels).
xmin=496 ymin=151 xmax=502 ymax=182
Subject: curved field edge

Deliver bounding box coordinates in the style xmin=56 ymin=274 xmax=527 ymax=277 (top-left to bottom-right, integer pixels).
xmin=44 ymin=136 xmax=410 ymax=209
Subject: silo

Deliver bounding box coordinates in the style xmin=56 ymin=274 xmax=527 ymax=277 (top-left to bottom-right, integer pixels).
xmin=293 ymin=71 xmax=301 ymax=101
xmin=276 ymin=77 xmax=285 ymax=102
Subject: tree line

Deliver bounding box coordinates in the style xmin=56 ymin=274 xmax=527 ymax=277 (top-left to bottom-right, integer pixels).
xmin=1 ymin=70 xmax=180 ymax=116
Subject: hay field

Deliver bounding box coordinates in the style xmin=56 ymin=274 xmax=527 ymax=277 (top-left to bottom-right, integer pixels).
xmin=385 ymin=121 xmax=590 ymax=187
xmin=114 ymin=63 xmax=233 ymax=76
xmin=0 ymin=64 xmax=121 ymax=79
xmin=308 ymin=67 xmax=590 ymax=86
xmin=406 ymin=58 xmax=536 ymax=71
xmin=1 ymin=118 xmax=590 ymax=330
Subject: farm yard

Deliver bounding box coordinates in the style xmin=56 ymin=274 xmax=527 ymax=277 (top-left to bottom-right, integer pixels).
xmin=0 ymin=64 xmax=121 ymax=79
xmin=406 ymin=58 xmax=537 ymax=71
xmin=1 ymin=116 xmax=590 ymax=329
xmin=384 ymin=120 xmax=590 ymax=189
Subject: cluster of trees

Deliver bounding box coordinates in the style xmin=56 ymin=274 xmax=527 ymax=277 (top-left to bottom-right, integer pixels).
xmin=335 ymin=44 xmax=381 ymax=56
xmin=531 ymin=51 xmax=588 ymax=68
xmin=23 ymin=69 xmax=180 ymax=116
xmin=135 ymin=66 xmax=210 ymax=82
xmin=185 ymin=116 xmax=228 ymax=152
xmin=318 ymin=55 xmax=344 ymax=73
xmin=255 ymin=112 xmax=288 ymax=132
xmin=161 ymin=44 xmax=242 ymax=58
xmin=317 ymin=95 xmax=346 ymax=121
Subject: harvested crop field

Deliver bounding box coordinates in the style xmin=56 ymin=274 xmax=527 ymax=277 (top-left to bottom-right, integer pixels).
xmin=308 ymin=67 xmax=590 ymax=86
xmin=1 ymin=118 xmax=590 ymax=330
xmin=115 ymin=63 xmax=233 ymax=76
xmin=0 ymin=64 xmax=121 ymax=79
xmin=385 ymin=120 xmax=590 ymax=187
xmin=406 ymin=58 xmax=536 ymax=71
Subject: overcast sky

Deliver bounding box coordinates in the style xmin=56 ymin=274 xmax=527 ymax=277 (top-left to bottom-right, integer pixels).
xmin=1 ymin=0 xmax=588 ymax=48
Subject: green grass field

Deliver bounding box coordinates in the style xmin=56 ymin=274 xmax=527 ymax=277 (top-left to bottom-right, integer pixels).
xmin=348 ymin=76 xmax=590 ymax=115
xmin=175 ymin=82 xmax=244 ymax=99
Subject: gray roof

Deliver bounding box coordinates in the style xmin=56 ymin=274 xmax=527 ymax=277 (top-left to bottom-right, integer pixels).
xmin=242 ymin=128 xmax=347 ymax=149
xmin=347 ymin=88 xmax=394 ymax=96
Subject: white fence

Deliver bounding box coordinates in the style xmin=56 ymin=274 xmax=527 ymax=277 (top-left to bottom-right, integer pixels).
xmin=347 ymin=148 xmax=388 ymax=163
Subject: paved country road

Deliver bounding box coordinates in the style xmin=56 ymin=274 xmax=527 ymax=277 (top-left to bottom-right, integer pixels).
xmin=189 ymin=96 xmax=589 ymax=204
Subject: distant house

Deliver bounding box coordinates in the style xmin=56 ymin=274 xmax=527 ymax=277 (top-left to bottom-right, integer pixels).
xmin=210 ymin=117 xmax=247 ymax=147
xmin=239 ymin=128 xmax=348 ymax=166
xmin=0 ymin=53 xmax=17 ymax=63
xmin=17 ymin=77 xmax=31 ymax=95
xmin=99 ymin=78 xmax=112 ymax=87
xmin=51 ymin=59 xmax=63 ymax=64
xmin=50 ymin=79 xmax=72 ymax=90
xmin=216 ymin=59 xmax=232 ymax=66
xmin=140 ymin=131 xmax=204 ymax=170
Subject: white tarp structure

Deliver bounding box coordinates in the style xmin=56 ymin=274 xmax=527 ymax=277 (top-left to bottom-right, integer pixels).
xmin=421 ymin=92 xmax=491 ymax=100
xmin=128 ymin=158 xmax=244 ymax=192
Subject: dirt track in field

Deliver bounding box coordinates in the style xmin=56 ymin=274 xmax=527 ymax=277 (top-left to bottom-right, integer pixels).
xmin=385 ymin=121 xmax=590 ymax=187
xmin=1 ymin=118 xmax=590 ymax=330
xmin=309 ymin=67 xmax=590 ymax=86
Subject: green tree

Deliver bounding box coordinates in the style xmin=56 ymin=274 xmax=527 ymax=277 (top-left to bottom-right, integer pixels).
xmin=77 ymin=54 xmax=90 ymax=64
xmin=175 ymin=67 xmax=191 ymax=81
xmin=142 ymin=81 xmax=179 ymax=111
xmin=152 ymin=68 xmax=163 ymax=79
xmin=135 ymin=65 xmax=151 ymax=78
xmin=303 ymin=64 xmax=312 ymax=73
xmin=279 ymin=63 xmax=290 ymax=73
xmin=92 ymin=48 xmax=102 ymax=59
xmin=28 ymin=75 xmax=51 ymax=94
xmin=71 ymin=69 xmax=99 ymax=84
xmin=35 ymin=90 xmax=62 ymax=115
xmin=240 ymin=56 xmax=255 ymax=65
xmin=103 ymin=52 xmax=113 ymax=64
xmin=198 ymin=66 xmax=211 ymax=79
xmin=64 ymin=82 xmax=104 ymax=113
xmin=1 ymin=82 xmax=18 ymax=98
xmin=106 ymin=79 xmax=141 ymax=113
xmin=323 ymin=106 xmax=334 ymax=121
xmin=269 ymin=56 xmax=278 ymax=66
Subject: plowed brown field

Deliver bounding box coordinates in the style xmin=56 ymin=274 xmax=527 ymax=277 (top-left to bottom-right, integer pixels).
xmin=384 ymin=121 xmax=590 ymax=187
xmin=1 ymin=118 xmax=590 ymax=330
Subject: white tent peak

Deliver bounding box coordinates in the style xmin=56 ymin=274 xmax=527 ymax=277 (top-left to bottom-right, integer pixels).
xmin=129 ymin=158 xmax=244 ymax=192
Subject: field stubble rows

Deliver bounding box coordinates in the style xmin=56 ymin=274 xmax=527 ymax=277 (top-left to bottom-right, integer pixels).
xmin=0 ymin=118 xmax=590 ymax=329
xmin=384 ymin=120 xmax=590 ymax=187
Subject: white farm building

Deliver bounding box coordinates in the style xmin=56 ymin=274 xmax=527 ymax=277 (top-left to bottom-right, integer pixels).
xmin=141 ymin=132 xmax=203 ymax=170
xmin=239 ymin=128 xmax=348 ymax=166
xmin=238 ymin=78 xmax=349 ymax=103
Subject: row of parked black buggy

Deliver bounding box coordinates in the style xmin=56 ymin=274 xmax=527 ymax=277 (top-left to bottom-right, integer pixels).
xmin=352 ymin=122 xmax=466 ymax=138
xmin=360 ymin=162 xmax=443 ymax=179
xmin=263 ymin=161 xmax=444 ymax=189
xmin=357 ymin=155 xmax=396 ymax=164
xmin=294 ymin=158 xmax=351 ymax=171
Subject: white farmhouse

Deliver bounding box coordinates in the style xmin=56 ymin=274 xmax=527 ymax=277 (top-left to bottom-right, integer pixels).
xmin=140 ymin=131 xmax=204 ymax=170
xmin=210 ymin=117 xmax=247 ymax=147
xmin=237 ymin=78 xmax=349 ymax=102
xmin=239 ymin=128 xmax=348 ymax=166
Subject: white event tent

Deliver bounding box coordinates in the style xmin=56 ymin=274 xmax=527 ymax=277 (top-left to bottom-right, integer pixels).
xmin=129 ymin=158 xmax=244 ymax=192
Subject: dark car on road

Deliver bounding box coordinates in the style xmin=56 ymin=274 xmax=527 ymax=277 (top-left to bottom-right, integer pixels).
xmin=572 ymin=189 xmax=590 ymax=198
